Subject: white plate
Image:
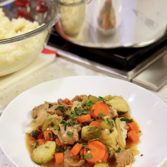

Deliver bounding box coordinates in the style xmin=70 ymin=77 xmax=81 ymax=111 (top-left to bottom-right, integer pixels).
xmin=0 ymin=76 xmax=167 ymax=167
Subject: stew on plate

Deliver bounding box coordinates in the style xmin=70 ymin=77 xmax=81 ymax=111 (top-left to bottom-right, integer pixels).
xmin=26 ymin=95 xmax=141 ymax=167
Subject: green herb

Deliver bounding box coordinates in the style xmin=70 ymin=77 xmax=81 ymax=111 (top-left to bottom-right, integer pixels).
xmin=68 ymin=121 xmax=78 ymax=126
xmin=56 ymin=146 xmax=65 ymax=152
xmin=116 ymin=147 xmax=121 ymax=153
xmin=85 ymin=100 xmax=94 ymax=106
xmin=57 ymin=106 xmax=66 ymax=112
xmin=64 ymin=124 xmax=67 ymax=131
xmin=84 ymin=154 xmax=92 ymax=159
xmin=54 ymin=126 xmax=60 ymax=131
xmin=70 ymin=108 xmax=88 ymax=118
xmin=82 ymin=142 xmax=87 ymax=147
xmin=98 ymin=113 xmax=105 ymax=119
xmin=99 ymin=114 xmax=114 ymax=127
xmin=98 ymin=96 xmax=104 ymax=101
xmin=120 ymin=118 xmax=133 ymax=123
xmin=67 ymin=131 xmax=74 ymax=137
xmin=61 ymin=120 xmax=78 ymax=130
xmin=105 ymin=118 xmax=114 ymax=126
xmin=61 ymin=120 xmax=68 ymax=130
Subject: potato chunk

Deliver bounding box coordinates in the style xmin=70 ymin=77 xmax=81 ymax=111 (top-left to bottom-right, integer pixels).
xmin=32 ymin=141 xmax=56 ymax=164
xmin=94 ymin=163 xmax=109 ymax=167
xmin=109 ymin=96 xmax=129 ymax=113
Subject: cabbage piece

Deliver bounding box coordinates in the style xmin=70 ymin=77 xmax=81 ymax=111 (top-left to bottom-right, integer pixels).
xmin=42 ymin=115 xmax=62 ymax=131
xmin=81 ymin=126 xmax=101 ymax=141
xmin=26 ymin=109 xmax=48 ymax=133
xmin=100 ymin=128 xmax=118 ymax=150
xmin=115 ymin=118 xmax=128 ymax=149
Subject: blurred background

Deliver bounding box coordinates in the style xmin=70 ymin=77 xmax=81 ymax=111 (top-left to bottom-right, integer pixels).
xmin=0 ymin=0 xmax=167 ymax=105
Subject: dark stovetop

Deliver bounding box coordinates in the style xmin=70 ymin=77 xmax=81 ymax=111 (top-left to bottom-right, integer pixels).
xmin=49 ymin=30 xmax=167 ymax=71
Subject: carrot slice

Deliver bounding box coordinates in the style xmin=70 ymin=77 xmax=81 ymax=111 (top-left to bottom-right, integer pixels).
xmin=63 ymin=98 xmax=73 ymax=105
xmin=128 ymin=121 xmax=140 ymax=132
xmin=54 ymin=152 xmax=64 ymax=164
xmin=77 ymin=114 xmax=92 ymax=123
xmin=102 ymin=151 xmax=109 ymax=162
xmin=91 ymin=101 xmax=110 ymax=118
xmin=37 ymin=139 xmax=45 ymax=145
xmin=43 ymin=130 xmax=53 ymax=141
xmin=128 ymin=130 xmax=140 ymax=143
xmin=89 ymin=121 xmax=100 ymax=127
xmin=84 ymin=140 xmax=107 ymax=164
xmin=70 ymin=143 xmax=82 ymax=156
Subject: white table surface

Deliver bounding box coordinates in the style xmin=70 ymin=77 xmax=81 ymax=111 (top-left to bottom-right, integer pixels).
xmin=0 ymin=51 xmax=167 ymax=167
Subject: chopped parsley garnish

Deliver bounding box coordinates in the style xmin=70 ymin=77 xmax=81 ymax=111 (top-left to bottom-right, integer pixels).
xmin=98 ymin=96 xmax=104 ymax=101
xmin=67 ymin=131 xmax=74 ymax=137
xmin=61 ymin=120 xmax=78 ymax=130
xmin=105 ymin=118 xmax=114 ymax=126
xmin=98 ymin=113 xmax=105 ymax=119
xmin=82 ymin=142 xmax=87 ymax=147
xmin=99 ymin=113 xmax=113 ymax=126
xmin=84 ymin=154 xmax=92 ymax=159
xmin=116 ymin=147 xmax=121 ymax=153
xmin=56 ymin=146 xmax=65 ymax=152
xmin=56 ymin=105 xmax=66 ymax=112
xmin=70 ymin=107 xmax=88 ymax=118
xmin=68 ymin=120 xmax=78 ymax=126
xmin=120 ymin=117 xmax=133 ymax=123
xmin=61 ymin=120 xmax=68 ymax=130
xmin=85 ymin=100 xmax=94 ymax=106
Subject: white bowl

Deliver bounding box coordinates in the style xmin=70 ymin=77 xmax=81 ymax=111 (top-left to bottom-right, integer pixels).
xmin=0 ymin=0 xmax=58 ymax=76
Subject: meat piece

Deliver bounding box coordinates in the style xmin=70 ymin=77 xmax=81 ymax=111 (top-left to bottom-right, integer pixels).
xmin=58 ymin=125 xmax=79 ymax=145
xmin=32 ymin=103 xmax=49 ymax=119
xmin=72 ymin=95 xmax=86 ymax=102
xmin=32 ymin=102 xmax=67 ymax=117
xmin=64 ymin=150 xmax=85 ymax=167
xmin=115 ymin=149 xmax=134 ymax=167
xmin=47 ymin=104 xmax=64 ymax=116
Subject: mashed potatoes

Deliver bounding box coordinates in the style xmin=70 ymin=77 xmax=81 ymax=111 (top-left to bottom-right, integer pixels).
xmin=0 ymin=9 xmax=40 ymax=39
xmin=0 ymin=9 xmax=47 ymax=76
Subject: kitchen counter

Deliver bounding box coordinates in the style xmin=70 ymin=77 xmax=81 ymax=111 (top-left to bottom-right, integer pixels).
xmin=0 ymin=47 xmax=167 ymax=167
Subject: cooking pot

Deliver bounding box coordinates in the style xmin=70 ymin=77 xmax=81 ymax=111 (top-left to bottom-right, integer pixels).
xmin=55 ymin=0 xmax=167 ymax=48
